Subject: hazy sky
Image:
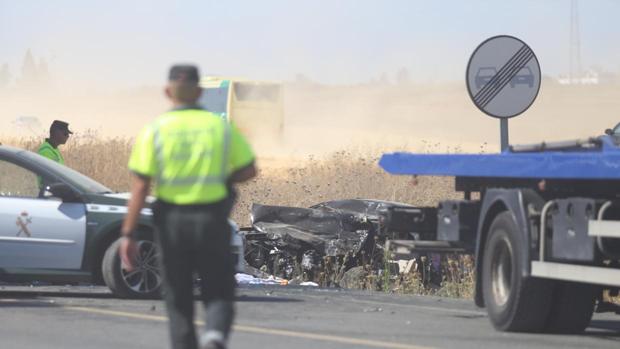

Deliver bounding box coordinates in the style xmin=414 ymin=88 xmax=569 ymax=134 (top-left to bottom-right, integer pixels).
xmin=1 ymin=0 xmax=619 ymax=87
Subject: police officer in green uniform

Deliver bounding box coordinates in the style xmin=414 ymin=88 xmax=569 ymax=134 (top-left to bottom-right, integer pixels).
xmin=120 ymin=64 xmax=256 ymax=349
xmin=38 ymin=120 xmax=72 ymax=164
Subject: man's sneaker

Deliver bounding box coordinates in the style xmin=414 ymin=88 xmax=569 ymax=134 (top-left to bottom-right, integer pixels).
xmin=200 ymin=330 xmax=226 ymax=349
xmin=201 ymin=340 xmax=226 ymax=349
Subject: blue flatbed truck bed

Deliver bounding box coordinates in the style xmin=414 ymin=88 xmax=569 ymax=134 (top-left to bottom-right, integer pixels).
xmin=378 ymin=136 xmax=620 ymax=333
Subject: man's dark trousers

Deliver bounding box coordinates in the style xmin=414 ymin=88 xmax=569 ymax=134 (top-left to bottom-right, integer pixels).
xmin=153 ymin=200 xmax=236 ymax=349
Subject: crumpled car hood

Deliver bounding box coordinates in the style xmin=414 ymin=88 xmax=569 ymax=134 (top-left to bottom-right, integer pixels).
xmin=242 ymin=199 xmax=417 ymax=280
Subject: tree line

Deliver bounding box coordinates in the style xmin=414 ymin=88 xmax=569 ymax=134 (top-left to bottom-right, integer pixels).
xmin=0 ymin=49 xmax=51 ymax=91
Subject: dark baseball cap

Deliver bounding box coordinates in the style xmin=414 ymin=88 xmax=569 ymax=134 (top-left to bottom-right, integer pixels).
xmin=50 ymin=120 xmax=73 ymax=134
xmin=168 ymin=64 xmax=200 ymax=83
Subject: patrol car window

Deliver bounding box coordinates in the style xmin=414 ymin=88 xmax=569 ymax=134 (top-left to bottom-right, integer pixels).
xmin=0 ymin=160 xmax=40 ymax=198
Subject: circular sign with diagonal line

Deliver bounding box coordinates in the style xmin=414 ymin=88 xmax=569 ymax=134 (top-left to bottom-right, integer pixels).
xmin=466 ymin=35 xmax=541 ymax=119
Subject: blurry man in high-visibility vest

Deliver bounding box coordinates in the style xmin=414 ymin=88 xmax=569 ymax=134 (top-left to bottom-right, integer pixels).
xmin=120 ymin=64 xmax=256 ymax=349
xmin=37 ymin=120 xmax=72 ymax=194
xmin=38 ymin=120 xmax=72 ymax=164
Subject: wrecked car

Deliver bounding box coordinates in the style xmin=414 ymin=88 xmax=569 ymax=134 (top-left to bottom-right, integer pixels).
xmin=240 ymin=199 xmax=441 ymax=286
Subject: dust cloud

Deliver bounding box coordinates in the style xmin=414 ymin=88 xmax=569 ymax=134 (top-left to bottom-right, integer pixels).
xmin=1 ymin=80 xmax=620 ymax=160
xmin=281 ymin=81 xmax=620 ymax=156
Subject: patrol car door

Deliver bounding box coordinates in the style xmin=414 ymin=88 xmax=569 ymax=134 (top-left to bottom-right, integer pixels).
xmin=0 ymin=159 xmax=86 ymax=269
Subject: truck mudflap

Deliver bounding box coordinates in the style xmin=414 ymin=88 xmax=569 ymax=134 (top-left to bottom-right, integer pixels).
xmin=474 ymin=188 xmax=544 ymax=307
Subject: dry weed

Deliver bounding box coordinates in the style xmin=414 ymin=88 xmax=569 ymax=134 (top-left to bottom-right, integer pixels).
xmin=234 ymin=150 xmax=461 ymax=225
xmin=2 ymin=136 xmax=462 ymax=223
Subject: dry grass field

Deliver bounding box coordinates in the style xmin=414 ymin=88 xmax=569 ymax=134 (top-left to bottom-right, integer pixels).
xmin=1 ymin=136 xmax=461 ymax=226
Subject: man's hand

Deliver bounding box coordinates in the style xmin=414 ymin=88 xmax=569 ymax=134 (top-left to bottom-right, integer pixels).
xmin=229 ymin=162 xmax=257 ymax=184
xmin=119 ymin=237 xmax=139 ymax=271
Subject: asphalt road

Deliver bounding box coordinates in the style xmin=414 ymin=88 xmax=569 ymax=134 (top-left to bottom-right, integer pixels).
xmin=1 ymin=285 xmax=619 ymax=349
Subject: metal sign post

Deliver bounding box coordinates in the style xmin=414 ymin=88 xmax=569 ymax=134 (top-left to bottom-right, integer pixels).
xmin=500 ymin=119 xmax=509 ymax=151
xmin=466 ymin=35 xmax=541 ymax=152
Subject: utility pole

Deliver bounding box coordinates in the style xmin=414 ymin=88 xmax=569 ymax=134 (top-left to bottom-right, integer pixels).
xmin=569 ymin=0 xmax=582 ymax=84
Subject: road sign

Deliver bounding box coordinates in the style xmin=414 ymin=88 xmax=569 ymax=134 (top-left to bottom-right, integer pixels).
xmin=466 ymin=35 xmax=541 ymax=119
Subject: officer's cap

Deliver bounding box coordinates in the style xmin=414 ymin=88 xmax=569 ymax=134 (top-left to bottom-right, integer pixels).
xmin=168 ymin=64 xmax=200 ymax=84
xmin=50 ymin=120 xmax=73 ymax=134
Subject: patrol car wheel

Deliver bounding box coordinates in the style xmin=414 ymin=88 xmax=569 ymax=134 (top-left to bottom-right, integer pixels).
xmin=482 ymin=211 xmax=553 ymax=332
xmin=102 ymin=237 xmax=163 ymax=299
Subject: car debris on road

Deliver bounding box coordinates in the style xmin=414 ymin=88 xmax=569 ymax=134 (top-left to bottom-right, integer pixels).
xmin=240 ymin=199 xmax=444 ymax=288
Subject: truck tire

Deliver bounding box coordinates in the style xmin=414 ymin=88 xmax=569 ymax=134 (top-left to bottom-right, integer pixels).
xmin=482 ymin=211 xmax=553 ymax=332
xmin=545 ymin=281 xmax=597 ymax=333
xmin=102 ymin=238 xmax=163 ymax=299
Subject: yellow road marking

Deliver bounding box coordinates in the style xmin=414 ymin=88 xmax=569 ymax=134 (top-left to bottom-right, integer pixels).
xmin=67 ymin=306 xmax=166 ymax=322
xmin=66 ymin=306 xmax=433 ymax=349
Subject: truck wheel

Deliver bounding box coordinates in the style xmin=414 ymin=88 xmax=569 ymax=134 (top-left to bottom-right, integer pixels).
xmin=482 ymin=211 xmax=553 ymax=332
xmin=102 ymin=238 xmax=163 ymax=299
xmin=545 ymin=281 xmax=597 ymax=333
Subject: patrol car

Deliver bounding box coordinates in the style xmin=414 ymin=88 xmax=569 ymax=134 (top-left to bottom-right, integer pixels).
xmin=0 ymin=144 xmax=244 ymax=298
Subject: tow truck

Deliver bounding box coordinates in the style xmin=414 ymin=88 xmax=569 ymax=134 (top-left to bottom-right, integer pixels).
xmin=379 ymin=135 xmax=620 ymax=333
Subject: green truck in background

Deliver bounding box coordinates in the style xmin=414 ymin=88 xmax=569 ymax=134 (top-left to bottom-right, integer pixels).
xmin=199 ymin=77 xmax=284 ymax=145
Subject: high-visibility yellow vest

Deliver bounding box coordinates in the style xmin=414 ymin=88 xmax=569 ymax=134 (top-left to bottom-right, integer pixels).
xmin=38 ymin=140 xmax=65 ymax=164
xmin=128 ymin=108 xmax=254 ymax=205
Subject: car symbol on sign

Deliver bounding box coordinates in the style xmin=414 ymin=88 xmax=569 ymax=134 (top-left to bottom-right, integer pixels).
xmin=510 ymin=67 xmax=534 ymax=88
xmin=475 ymin=67 xmax=498 ymax=90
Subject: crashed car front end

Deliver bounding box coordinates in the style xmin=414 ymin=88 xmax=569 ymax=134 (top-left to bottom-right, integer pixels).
xmin=240 ymin=199 xmax=432 ymax=283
